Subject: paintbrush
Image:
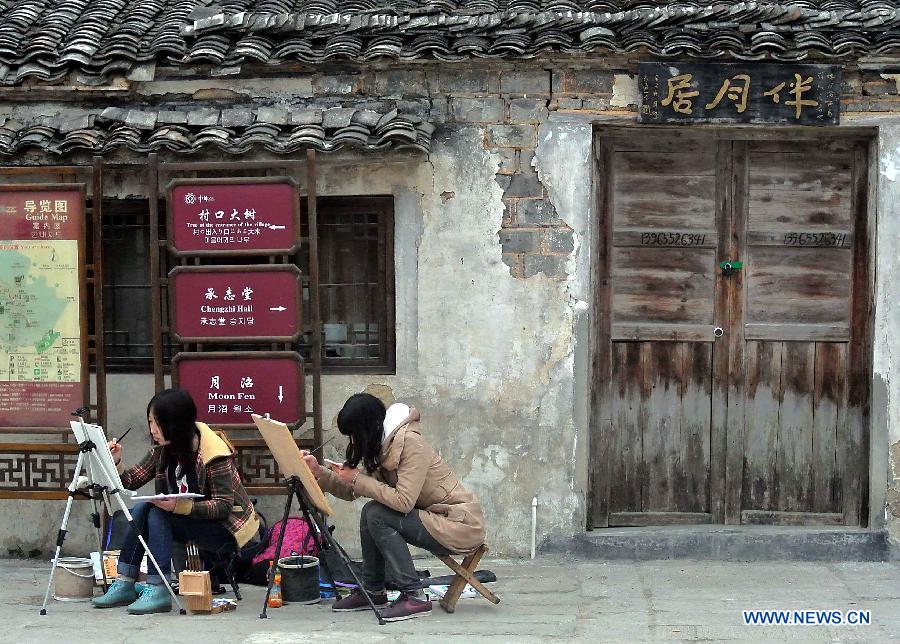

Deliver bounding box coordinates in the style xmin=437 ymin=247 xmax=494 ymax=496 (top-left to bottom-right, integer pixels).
xmin=308 ymin=434 xmax=336 ymax=455
xmin=113 ymin=427 xmax=133 ymax=445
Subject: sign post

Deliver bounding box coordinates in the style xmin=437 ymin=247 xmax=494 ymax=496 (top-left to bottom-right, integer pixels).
xmin=0 ymin=185 xmax=86 ymax=428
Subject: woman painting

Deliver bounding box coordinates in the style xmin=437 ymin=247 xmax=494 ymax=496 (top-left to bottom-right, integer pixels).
xmin=303 ymin=393 xmax=485 ymax=622
xmin=92 ymin=388 xmax=260 ymax=614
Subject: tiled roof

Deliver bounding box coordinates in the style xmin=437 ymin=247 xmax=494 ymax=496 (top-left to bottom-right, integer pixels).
xmin=0 ymin=104 xmax=435 ymax=155
xmin=0 ymin=1 xmax=898 ymax=85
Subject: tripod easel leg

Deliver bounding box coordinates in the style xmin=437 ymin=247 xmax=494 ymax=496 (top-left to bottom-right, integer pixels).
xmin=297 ymin=500 xmax=340 ymax=603
xmin=306 ymin=499 xmax=385 ymax=625
xmin=87 ymin=452 xmax=186 ymax=614
xmin=40 ymin=450 xmax=87 ymax=615
xmin=84 ymin=457 xmax=109 ymax=592
xmin=260 ymin=477 xmax=299 ymax=619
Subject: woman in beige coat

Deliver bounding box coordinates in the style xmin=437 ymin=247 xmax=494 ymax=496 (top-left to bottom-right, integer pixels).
xmin=303 ymin=393 xmax=485 ymax=622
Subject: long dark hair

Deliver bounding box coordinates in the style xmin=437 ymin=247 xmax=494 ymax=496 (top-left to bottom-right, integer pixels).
xmin=338 ymin=393 xmax=386 ymax=474
xmin=148 ymin=388 xmax=199 ymax=469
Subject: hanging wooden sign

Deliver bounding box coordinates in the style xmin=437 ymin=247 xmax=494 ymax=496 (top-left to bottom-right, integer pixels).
xmin=172 ymin=352 xmax=304 ymax=428
xmin=169 ymin=265 xmax=302 ymax=343
xmin=638 ymin=62 xmax=841 ymax=125
xmin=0 ymin=185 xmax=86 ymax=428
xmin=167 ymin=177 xmax=300 ymax=256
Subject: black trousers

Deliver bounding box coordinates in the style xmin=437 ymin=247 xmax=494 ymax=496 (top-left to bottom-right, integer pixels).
xmin=359 ymin=500 xmax=450 ymax=594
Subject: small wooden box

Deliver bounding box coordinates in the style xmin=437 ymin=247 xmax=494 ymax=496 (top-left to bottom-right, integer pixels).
xmin=179 ymin=571 xmax=212 ymax=613
xmin=100 ymin=551 xmax=119 ymax=580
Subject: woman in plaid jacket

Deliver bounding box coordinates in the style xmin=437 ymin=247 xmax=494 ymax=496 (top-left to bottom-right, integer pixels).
xmin=92 ymin=388 xmax=260 ymax=614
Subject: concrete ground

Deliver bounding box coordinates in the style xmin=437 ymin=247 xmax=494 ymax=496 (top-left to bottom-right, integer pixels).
xmin=3 ymin=556 xmax=900 ymax=643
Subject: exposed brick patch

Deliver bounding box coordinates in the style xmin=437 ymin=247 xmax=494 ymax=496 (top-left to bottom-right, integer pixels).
xmin=311 ymin=73 xmax=366 ymax=95
xmin=509 ymin=98 xmax=549 ymax=123
xmin=516 ymin=198 xmax=560 ymax=226
xmin=543 ymin=227 xmax=575 ymax=254
xmin=860 ymin=70 xmax=895 ymax=96
xmin=504 ymin=170 xmax=543 ymax=198
xmin=500 ymin=70 xmax=551 ymax=96
xmin=524 ymin=254 xmax=566 ymax=278
xmin=373 ymin=70 xmax=429 ymax=97
xmin=498 ymin=229 xmax=540 ymax=253
xmin=436 ymin=69 xmax=501 ymax=95
xmin=485 ymin=124 xmax=536 ymax=148
xmin=496 ymin=144 xmax=572 ymax=279
xmin=552 ymin=69 xmax=613 ymax=95
xmin=451 ymin=97 xmax=506 ymax=123
xmin=496 ymin=148 xmax=519 ymax=175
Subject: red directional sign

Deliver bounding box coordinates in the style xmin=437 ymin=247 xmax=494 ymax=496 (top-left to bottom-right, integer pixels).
xmin=173 ymin=352 xmax=304 ymax=427
xmin=169 ymin=266 xmax=301 ymax=342
xmin=168 ymin=178 xmax=299 ymax=255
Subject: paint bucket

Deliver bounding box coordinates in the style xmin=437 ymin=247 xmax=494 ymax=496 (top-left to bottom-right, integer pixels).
xmin=278 ymin=556 xmax=320 ymax=604
xmin=53 ymin=557 xmax=95 ymax=602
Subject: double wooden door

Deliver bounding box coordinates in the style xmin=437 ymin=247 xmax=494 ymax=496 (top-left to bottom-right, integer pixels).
xmin=591 ymin=131 xmax=870 ymax=528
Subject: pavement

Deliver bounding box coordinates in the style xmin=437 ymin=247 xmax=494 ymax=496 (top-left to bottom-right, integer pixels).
xmin=3 ymin=556 xmax=900 ymax=643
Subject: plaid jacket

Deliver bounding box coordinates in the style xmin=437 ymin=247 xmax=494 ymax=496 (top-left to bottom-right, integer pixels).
xmin=118 ymin=422 xmax=260 ymax=548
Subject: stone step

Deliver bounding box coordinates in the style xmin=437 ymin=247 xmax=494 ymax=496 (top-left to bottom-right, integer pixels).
xmin=549 ymin=526 xmax=891 ymax=561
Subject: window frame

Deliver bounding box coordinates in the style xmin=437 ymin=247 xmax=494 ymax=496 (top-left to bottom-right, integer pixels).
xmin=307 ymin=195 xmax=396 ymax=375
xmin=99 ymin=195 xmax=396 ymax=375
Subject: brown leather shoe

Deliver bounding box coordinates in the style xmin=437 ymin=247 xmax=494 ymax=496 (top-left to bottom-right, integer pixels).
xmin=332 ymin=588 xmax=388 ymax=612
xmin=381 ymin=593 xmax=432 ymax=622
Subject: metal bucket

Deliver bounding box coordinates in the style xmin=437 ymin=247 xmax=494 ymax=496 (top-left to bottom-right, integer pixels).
xmin=53 ymin=557 xmax=95 ymax=602
xmin=278 ymin=556 xmax=320 ymax=604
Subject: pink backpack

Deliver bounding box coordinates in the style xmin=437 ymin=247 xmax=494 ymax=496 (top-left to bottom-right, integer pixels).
xmin=252 ymin=516 xmax=318 ymax=565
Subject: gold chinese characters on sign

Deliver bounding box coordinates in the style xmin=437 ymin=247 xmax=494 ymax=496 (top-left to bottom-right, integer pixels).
xmin=640 ymin=63 xmax=840 ymax=125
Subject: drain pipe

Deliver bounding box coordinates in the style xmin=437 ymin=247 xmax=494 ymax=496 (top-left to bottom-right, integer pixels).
xmin=530 ymin=496 xmax=538 ymax=560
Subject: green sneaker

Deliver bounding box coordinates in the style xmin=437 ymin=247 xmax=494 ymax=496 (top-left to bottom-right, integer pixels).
xmin=92 ymin=579 xmax=137 ymax=608
xmin=126 ymin=583 xmax=172 ymax=615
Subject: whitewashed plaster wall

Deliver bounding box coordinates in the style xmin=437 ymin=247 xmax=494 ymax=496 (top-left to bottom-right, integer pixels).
xmin=0 ymin=124 xmax=593 ymax=557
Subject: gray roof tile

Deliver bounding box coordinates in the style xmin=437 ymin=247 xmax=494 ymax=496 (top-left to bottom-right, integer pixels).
xmin=0 ymin=103 xmax=434 ymax=156
xmin=0 ymin=2 xmax=897 ymax=85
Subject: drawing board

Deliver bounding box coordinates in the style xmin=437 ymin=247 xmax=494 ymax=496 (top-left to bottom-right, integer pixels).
xmin=252 ymin=414 xmax=333 ymax=516
xmin=70 ymin=419 xmax=130 ymax=495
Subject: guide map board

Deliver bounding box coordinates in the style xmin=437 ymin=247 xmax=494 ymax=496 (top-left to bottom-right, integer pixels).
xmin=0 ymin=185 xmax=86 ymax=428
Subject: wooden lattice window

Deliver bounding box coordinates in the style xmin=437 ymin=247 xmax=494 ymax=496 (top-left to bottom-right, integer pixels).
xmin=100 ymin=196 xmax=395 ymax=374
xmin=101 ymin=198 xmax=162 ymax=370
xmin=299 ymin=196 xmax=396 ymax=373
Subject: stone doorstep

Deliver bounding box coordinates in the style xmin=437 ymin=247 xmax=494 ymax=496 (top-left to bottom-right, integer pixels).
xmin=546 ymin=525 xmax=892 ymax=562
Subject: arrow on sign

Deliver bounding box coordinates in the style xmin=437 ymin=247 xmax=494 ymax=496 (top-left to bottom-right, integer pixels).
xmin=278 ymin=386 xmax=284 ymax=403
xmin=270 ymin=225 xmax=286 ymax=230
xmin=269 ymin=306 xmax=287 ymax=312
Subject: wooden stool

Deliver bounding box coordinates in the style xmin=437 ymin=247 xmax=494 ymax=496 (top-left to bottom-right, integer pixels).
xmin=436 ymin=544 xmax=500 ymax=613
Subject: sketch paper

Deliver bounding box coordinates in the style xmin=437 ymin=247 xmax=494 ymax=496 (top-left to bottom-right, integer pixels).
xmin=130 ymin=493 xmax=204 ymax=502
xmin=252 ymin=414 xmax=333 ymax=516
xmin=70 ymin=419 xmax=129 ymax=494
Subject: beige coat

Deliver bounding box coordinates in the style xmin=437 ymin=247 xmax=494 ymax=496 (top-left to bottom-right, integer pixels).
xmin=318 ymin=409 xmax=485 ymax=554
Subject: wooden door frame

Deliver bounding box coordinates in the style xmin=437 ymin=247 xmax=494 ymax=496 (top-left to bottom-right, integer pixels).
xmin=589 ymin=126 xmax=877 ymax=529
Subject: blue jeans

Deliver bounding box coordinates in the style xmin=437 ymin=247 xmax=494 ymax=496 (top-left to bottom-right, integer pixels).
xmin=117 ymin=502 xmax=234 ymax=584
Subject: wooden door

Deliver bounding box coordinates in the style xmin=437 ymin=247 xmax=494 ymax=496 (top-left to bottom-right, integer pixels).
xmin=731 ymin=139 xmax=869 ymax=526
xmin=591 ymin=132 xmax=871 ymax=529
xmin=593 ymin=136 xmax=730 ymax=527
